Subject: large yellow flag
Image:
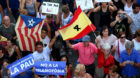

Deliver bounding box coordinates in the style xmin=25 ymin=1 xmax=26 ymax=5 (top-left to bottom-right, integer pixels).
xmin=58 ymin=7 xmax=96 ymax=40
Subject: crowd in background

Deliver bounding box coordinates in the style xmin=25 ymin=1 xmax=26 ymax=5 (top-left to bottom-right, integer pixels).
xmin=0 ymin=0 xmax=140 ymax=78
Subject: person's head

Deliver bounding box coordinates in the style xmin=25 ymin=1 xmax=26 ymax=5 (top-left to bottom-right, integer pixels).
xmin=41 ymin=28 xmax=48 ymax=39
xmin=102 ymin=43 xmax=111 ymax=56
xmin=135 ymin=29 xmax=140 ymax=41
xmin=101 ymin=2 xmax=108 ymax=7
xmin=109 ymin=65 xmax=118 ymax=77
xmin=118 ymin=32 xmax=126 ymax=42
xmin=7 ymin=39 xmax=16 ymax=47
xmin=62 ymin=4 xmax=70 ymax=14
xmin=46 ymin=14 xmax=53 ymax=24
xmin=132 ymin=3 xmax=140 ymax=14
xmin=125 ymin=40 xmax=133 ymax=54
xmin=75 ymin=64 xmax=86 ymax=76
xmin=60 ymin=55 xmax=69 ymax=65
xmin=3 ymin=59 xmax=10 ymax=69
xmin=35 ymin=41 xmax=43 ymax=53
xmin=100 ymin=26 xmax=111 ymax=37
xmin=82 ymin=35 xmax=90 ymax=47
xmin=3 ymin=16 xmax=10 ymax=27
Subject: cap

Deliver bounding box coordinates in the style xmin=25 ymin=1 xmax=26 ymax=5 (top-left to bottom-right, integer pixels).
xmin=82 ymin=35 xmax=90 ymax=42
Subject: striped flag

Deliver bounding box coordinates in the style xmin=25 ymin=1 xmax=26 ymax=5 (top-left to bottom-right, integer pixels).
xmin=15 ymin=15 xmax=44 ymax=52
xmin=58 ymin=7 xmax=96 ymax=40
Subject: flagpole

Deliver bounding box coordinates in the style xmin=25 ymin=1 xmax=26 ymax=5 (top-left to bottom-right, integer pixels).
xmin=84 ymin=12 xmax=97 ymax=37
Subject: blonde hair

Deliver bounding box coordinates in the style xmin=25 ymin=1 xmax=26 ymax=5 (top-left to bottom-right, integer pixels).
xmin=74 ymin=64 xmax=85 ymax=76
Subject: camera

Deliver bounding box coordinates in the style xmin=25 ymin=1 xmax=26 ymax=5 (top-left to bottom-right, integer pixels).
xmin=119 ymin=13 xmax=127 ymax=19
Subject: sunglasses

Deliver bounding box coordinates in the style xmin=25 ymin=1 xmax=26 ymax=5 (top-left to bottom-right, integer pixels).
xmin=120 ymin=36 xmax=126 ymax=39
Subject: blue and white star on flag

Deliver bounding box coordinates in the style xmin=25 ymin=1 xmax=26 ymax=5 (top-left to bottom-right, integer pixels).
xmin=28 ymin=19 xmax=35 ymax=27
xmin=20 ymin=15 xmax=43 ymax=29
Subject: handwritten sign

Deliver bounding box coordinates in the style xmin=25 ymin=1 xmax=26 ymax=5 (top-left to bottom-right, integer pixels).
xmin=35 ymin=61 xmax=66 ymax=75
xmin=76 ymin=0 xmax=94 ymax=10
xmin=7 ymin=54 xmax=34 ymax=77
xmin=42 ymin=2 xmax=59 ymax=15
xmin=96 ymin=0 xmax=111 ymax=2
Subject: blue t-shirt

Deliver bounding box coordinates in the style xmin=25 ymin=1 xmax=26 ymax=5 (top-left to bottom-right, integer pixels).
xmin=120 ymin=49 xmax=140 ymax=77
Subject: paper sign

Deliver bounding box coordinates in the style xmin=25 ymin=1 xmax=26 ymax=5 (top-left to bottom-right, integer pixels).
xmin=42 ymin=2 xmax=59 ymax=15
xmin=35 ymin=61 xmax=66 ymax=75
xmin=7 ymin=54 xmax=34 ymax=77
xmin=96 ymin=0 xmax=111 ymax=2
xmin=76 ymin=0 xmax=94 ymax=10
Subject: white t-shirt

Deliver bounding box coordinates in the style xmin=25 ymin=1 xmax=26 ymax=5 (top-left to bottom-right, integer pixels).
xmin=133 ymin=39 xmax=140 ymax=53
xmin=114 ymin=39 xmax=128 ymax=62
xmin=129 ymin=11 xmax=140 ymax=34
xmin=42 ymin=36 xmax=50 ymax=46
xmin=33 ymin=46 xmax=52 ymax=61
xmin=124 ymin=4 xmax=132 ymax=14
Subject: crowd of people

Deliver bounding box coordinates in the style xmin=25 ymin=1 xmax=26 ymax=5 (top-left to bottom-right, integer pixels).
xmin=0 ymin=0 xmax=140 ymax=78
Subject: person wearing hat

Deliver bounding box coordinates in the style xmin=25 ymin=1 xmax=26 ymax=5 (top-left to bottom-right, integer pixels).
xmin=120 ymin=40 xmax=140 ymax=78
xmin=66 ymin=35 xmax=97 ymax=77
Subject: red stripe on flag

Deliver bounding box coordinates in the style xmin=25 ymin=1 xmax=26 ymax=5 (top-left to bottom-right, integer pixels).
xmin=18 ymin=18 xmax=27 ymax=51
xmin=30 ymin=27 xmax=36 ymax=49
xmin=24 ymin=27 xmax=33 ymax=52
xmin=59 ymin=6 xmax=82 ymax=30
xmin=36 ymin=21 xmax=43 ymax=41
xmin=66 ymin=24 xmax=96 ymax=40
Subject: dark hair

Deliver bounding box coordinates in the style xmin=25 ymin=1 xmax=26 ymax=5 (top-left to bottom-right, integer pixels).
xmin=47 ymin=14 xmax=53 ymax=19
xmin=8 ymin=38 xmax=16 ymax=45
xmin=109 ymin=65 xmax=119 ymax=73
xmin=35 ymin=41 xmax=43 ymax=46
xmin=135 ymin=29 xmax=140 ymax=37
xmin=100 ymin=26 xmax=111 ymax=37
xmin=132 ymin=3 xmax=140 ymax=9
xmin=62 ymin=4 xmax=70 ymax=14
xmin=60 ymin=55 xmax=69 ymax=66
xmin=118 ymin=32 xmax=126 ymax=38
xmin=3 ymin=59 xmax=10 ymax=64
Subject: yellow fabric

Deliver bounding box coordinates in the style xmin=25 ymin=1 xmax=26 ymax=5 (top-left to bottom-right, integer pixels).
xmin=59 ymin=12 xmax=91 ymax=40
xmin=0 ymin=36 xmax=7 ymax=41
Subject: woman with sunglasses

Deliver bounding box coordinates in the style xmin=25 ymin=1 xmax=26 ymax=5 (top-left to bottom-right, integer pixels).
xmin=112 ymin=32 xmax=128 ymax=75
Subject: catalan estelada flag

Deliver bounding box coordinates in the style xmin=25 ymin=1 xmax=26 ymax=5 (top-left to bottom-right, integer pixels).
xmin=15 ymin=15 xmax=44 ymax=52
xmin=58 ymin=7 xmax=96 ymax=40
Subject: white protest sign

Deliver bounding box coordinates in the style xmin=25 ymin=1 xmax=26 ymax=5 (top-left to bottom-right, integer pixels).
xmin=96 ymin=0 xmax=111 ymax=2
xmin=42 ymin=2 xmax=59 ymax=15
xmin=76 ymin=0 xmax=94 ymax=10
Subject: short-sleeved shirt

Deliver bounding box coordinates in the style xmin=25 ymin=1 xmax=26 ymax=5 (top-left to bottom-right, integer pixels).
xmin=73 ymin=42 xmax=97 ymax=65
xmin=96 ymin=34 xmax=117 ymax=47
xmin=33 ymin=46 xmax=52 ymax=61
xmin=0 ymin=23 xmax=16 ymax=40
xmin=120 ymin=49 xmax=140 ymax=77
xmin=129 ymin=12 xmax=140 ymax=34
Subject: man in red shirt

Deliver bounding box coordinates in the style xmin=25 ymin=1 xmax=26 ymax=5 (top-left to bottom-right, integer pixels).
xmin=66 ymin=35 xmax=98 ymax=77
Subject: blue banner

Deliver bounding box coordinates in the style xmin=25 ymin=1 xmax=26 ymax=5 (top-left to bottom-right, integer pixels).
xmin=34 ymin=61 xmax=66 ymax=75
xmin=7 ymin=54 xmax=34 ymax=77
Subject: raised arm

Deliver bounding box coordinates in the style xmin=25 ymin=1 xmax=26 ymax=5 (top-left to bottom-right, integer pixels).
xmin=15 ymin=46 xmax=22 ymax=59
xmin=122 ymin=0 xmax=126 ymax=5
xmin=34 ymin=0 xmax=38 ymax=15
xmin=45 ymin=19 xmax=51 ymax=38
xmin=66 ymin=40 xmax=73 ymax=49
xmin=48 ymin=31 xmax=59 ymax=49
